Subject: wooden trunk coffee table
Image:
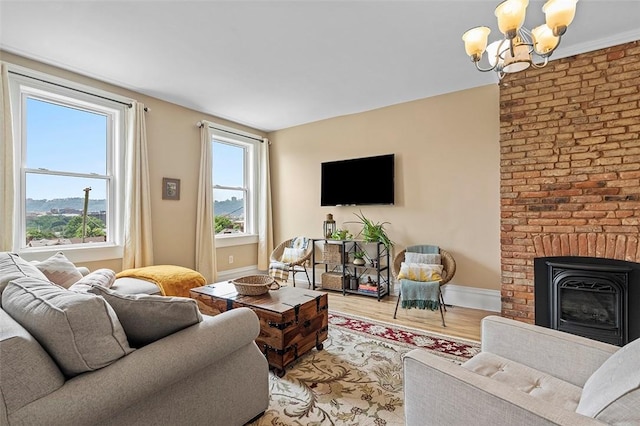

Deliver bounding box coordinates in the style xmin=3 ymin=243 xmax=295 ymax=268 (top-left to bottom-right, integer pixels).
xmin=190 ymin=281 xmax=328 ymax=376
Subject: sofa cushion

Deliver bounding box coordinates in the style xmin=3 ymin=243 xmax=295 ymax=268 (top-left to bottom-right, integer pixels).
xmin=0 ymin=252 xmax=48 ymax=297
xmin=2 ymin=277 xmax=133 ymax=377
xmin=68 ymin=268 xmax=116 ymax=292
xmin=577 ymin=337 xmax=640 ymax=423
xmin=33 ymin=252 xmax=83 ymax=288
xmin=0 ymin=308 xmax=65 ymax=416
xmin=462 ymin=352 xmax=582 ymax=412
xmin=87 ymin=284 xmax=203 ymax=348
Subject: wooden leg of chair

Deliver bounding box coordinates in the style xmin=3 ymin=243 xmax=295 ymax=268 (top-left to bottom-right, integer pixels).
xmin=393 ymin=289 xmax=401 ymax=319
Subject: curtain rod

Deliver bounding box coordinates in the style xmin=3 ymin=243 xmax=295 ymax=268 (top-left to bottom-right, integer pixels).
xmin=8 ymin=70 xmax=148 ymax=111
xmin=196 ymin=121 xmax=264 ymax=143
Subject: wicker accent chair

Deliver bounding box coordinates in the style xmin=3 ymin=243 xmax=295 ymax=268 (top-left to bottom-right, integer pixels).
xmin=392 ymin=247 xmax=456 ymax=326
xmin=269 ymin=238 xmax=313 ymax=287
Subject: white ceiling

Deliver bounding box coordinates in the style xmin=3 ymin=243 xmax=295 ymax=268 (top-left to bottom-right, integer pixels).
xmin=1 ymin=1 xmax=639 ymax=132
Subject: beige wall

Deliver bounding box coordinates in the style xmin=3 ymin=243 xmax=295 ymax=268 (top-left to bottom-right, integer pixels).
xmin=1 ymin=51 xmax=261 ymax=272
xmin=268 ymin=85 xmax=502 ymax=290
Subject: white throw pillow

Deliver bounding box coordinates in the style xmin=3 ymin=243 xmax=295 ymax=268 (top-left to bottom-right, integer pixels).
xmin=397 ymin=263 xmax=443 ymax=282
xmin=281 ymin=247 xmax=305 ymax=263
xmin=87 ymin=285 xmax=203 ymax=348
xmin=33 ymin=252 xmax=83 ymax=288
xmin=2 ymin=277 xmax=133 ymax=378
xmin=404 ymin=252 xmax=441 ymax=265
xmin=576 ymin=337 xmax=640 ymax=422
xmin=68 ymin=269 xmax=117 ymax=292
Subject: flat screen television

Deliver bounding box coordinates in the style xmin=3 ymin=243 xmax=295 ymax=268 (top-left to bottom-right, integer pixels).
xmin=321 ymin=154 xmax=394 ymax=206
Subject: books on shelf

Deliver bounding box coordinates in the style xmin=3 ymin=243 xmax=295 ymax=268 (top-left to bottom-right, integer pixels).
xmin=358 ymin=284 xmax=378 ymax=293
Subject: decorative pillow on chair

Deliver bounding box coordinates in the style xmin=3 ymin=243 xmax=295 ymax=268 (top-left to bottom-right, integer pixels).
xmin=68 ymin=269 xmax=117 ymax=292
xmin=397 ymin=263 xmax=443 ymax=282
xmin=33 ymin=252 xmax=83 ymax=288
xmin=281 ymin=247 xmax=305 ymax=263
xmin=87 ymin=285 xmax=203 ymax=348
xmin=405 ymin=252 xmax=441 ymax=265
xmin=2 ymin=277 xmax=133 ymax=378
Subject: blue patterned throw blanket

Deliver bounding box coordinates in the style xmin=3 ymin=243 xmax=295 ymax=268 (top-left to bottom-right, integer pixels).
xmin=400 ymin=279 xmax=440 ymax=311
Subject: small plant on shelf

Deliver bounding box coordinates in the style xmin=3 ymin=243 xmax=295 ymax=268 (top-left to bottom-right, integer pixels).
xmin=353 ymin=250 xmax=366 ymax=265
xmin=330 ymin=229 xmax=353 ymax=240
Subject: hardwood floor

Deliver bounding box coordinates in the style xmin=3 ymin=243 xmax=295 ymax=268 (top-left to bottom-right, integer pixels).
xmin=326 ymin=290 xmax=498 ymax=342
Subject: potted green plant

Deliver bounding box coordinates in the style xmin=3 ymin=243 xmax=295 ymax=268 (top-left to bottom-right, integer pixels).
xmin=351 ymin=211 xmax=393 ymax=251
xmin=330 ymin=229 xmax=353 ymax=240
xmin=353 ymin=250 xmax=366 ymax=266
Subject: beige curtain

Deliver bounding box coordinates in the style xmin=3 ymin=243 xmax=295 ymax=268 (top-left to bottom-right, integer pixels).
xmin=122 ymin=102 xmax=154 ymax=269
xmin=258 ymin=138 xmax=273 ymax=270
xmin=195 ymin=122 xmax=216 ymax=282
xmin=0 ymin=64 xmax=15 ymax=251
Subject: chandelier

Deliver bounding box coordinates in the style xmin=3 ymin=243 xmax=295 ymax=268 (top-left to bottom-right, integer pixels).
xmin=462 ymin=0 xmax=579 ymax=78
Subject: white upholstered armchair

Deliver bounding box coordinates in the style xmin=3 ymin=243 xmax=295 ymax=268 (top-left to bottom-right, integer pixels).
xmin=404 ymin=315 xmax=639 ymax=425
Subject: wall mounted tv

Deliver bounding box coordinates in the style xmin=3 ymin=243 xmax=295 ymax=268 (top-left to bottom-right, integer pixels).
xmin=321 ymin=154 xmax=394 ymax=206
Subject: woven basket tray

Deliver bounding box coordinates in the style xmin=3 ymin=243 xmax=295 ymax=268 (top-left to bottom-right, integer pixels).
xmin=231 ymin=275 xmax=280 ymax=296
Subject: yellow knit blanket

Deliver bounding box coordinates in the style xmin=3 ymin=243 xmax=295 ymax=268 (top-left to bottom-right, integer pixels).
xmin=116 ymin=265 xmax=206 ymax=297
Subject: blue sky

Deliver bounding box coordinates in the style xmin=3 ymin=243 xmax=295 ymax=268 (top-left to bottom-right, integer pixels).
xmin=27 ymin=98 xmax=242 ymax=202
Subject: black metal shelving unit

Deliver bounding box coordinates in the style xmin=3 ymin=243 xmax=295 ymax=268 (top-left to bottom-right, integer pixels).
xmin=311 ymin=238 xmax=390 ymax=301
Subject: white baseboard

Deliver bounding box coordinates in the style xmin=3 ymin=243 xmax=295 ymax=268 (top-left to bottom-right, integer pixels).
xmin=216 ymin=265 xmax=260 ymax=282
xmin=227 ymin=265 xmax=500 ymax=313
xmin=441 ymin=284 xmax=501 ymax=312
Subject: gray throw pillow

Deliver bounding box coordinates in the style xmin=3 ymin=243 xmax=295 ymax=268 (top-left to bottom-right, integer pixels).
xmin=2 ymin=277 xmax=133 ymax=378
xmin=577 ymin=337 xmax=640 ymax=423
xmin=87 ymin=285 xmax=203 ymax=348
xmin=0 ymin=252 xmax=49 ymax=297
xmin=68 ymin=269 xmax=116 ymax=292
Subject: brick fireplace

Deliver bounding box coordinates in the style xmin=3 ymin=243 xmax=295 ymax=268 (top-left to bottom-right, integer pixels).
xmin=500 ymin=40 xmax=640 ymax=323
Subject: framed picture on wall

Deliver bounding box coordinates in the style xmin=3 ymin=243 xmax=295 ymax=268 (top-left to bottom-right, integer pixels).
xmin=162 ymin=177 xmax=180 ymax=200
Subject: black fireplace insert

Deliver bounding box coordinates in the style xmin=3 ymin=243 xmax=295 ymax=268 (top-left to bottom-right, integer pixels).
xmin=534 ymin=256 xmax=640 ymax=346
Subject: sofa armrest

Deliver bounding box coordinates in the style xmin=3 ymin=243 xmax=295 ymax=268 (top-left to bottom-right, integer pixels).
xmin=10 ymin=307 xmax=262 ymax=426
xmin=403 ymin=349 xmax=606 ymax=426
xmin=481 ymin=316 xmax=618 ymax=387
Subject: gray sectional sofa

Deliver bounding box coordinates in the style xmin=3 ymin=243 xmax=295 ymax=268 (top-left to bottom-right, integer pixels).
xmin=0 ymin=252 xmax=269 ymax=425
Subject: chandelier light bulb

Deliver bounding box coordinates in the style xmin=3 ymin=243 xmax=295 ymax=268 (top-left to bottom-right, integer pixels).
xmin=543 ymin=0 xmax=578 ymax=36
xmin=495 ymin=0 xmax=529 ymax=38
xmin=462 ymin=26 xmax=491 ymax=59
xmin=532 ymin=24 xmax=560 ymax=55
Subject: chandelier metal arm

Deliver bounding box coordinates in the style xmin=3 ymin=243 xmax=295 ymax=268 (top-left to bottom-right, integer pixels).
xmin=472 ymin=59 xmax=500 ymax=73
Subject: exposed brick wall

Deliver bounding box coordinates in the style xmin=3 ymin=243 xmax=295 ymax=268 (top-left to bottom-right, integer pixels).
xmin=500 ymin=40 xmax=640 ymax=322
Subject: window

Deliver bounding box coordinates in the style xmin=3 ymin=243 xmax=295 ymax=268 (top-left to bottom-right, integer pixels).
xmin=8 ymin=68 xmax=127 ymax=260
xmin=210 ymin=125 xmax=260 ymax=244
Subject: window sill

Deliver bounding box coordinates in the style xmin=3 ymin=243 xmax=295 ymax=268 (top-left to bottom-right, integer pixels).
xmin=17 ymin=243 xmax=124 ymax=264
xmin=215 ymin=234 xmax=259 ymax=248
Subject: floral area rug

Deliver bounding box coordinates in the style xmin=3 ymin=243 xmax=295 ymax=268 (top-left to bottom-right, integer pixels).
xmin=249 ymin=311 xmax=480 ymax=426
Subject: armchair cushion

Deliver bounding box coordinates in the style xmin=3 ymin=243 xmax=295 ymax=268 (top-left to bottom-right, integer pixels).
xmin=2 ymin=277 xmax=133 ymax=377
xmin=577 ymin=336 xmax=640 ymax=422
xmin=87 ymin=285 xmax=203 ymax=348
xmin=32 ymin=251 xmax=83 ymax=288
xmin=463 ymin=352 xmax=582 ymax=412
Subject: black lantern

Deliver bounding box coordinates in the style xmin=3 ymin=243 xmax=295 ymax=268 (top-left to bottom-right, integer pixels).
xmin=323 ymin=213 xmax=336 ymax=238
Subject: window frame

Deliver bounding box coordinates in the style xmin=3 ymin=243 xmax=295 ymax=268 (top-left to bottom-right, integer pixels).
xmin=7 ymin=65 xmax=129 ymax=262
xmin=210 ymin=124 xmax=261 ymax=248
